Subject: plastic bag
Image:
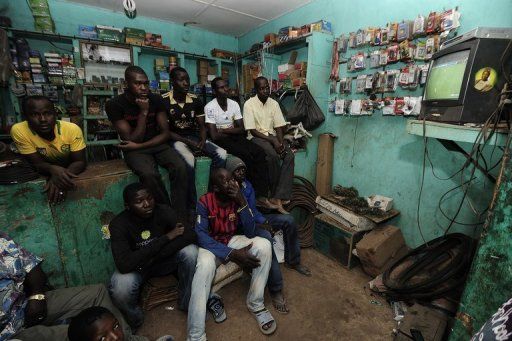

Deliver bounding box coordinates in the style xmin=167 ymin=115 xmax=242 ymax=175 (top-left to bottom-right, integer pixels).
xmin=285 ymin=87 xmax=325 ymax=130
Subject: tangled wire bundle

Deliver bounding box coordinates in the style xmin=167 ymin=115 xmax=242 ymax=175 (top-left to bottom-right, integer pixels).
xmin=284 ymin=176 xmax=318 ymax=247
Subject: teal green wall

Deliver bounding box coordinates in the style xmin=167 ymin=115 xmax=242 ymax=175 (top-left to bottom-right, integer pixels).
xmin=240 ymin=0 xmax=512 ymax=247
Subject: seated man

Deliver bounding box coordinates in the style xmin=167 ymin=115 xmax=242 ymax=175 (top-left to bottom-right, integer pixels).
xmin=163 ymin=67 xmax=227 ymax=216
xmin=10 ymin=95 xmax=86 ymax=204
xmin=0 ymin=233 xmax=144 ymax=341
xmin=108 ymin=183 xmax=198 ymax=329
xmin=68 ymin=306 xmax=174 ymax=341
xmin=106 ymin=66 xmax=188 ymax=221
xmin=243 ymin=76 xmax=294 ymax=214
xmin=188 ymin=168 xmax=276 ymax=341
xmin=205 ymin=77 xmax=275 ymax=210
xmin=227 ymin=157 xmax=311 ymax=314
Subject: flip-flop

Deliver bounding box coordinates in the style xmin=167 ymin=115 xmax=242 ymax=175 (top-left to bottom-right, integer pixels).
xmin=250 ymin=308 xmax=277 ymax=335
xmin=207 ymin=294 xmax=227 ymax=323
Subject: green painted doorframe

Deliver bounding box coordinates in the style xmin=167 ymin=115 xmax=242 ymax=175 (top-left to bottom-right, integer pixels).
xmin=450 ymin=128 xmax=512 ymax=339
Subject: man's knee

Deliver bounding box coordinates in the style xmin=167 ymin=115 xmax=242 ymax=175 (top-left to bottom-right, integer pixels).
xmin=256 ymin=228 xmax=273 ymax=243
xmin=250 ymin=236 xmax=272 ymax=258
xmin=139 ymin=171 xmax=161 ymax=185
xmin=179 ymin=244 xmax=199 ymax=265
xmin=196 ymin=249 xmax=217 ymax=276
xmin=216 ymin=147 xmax=227 ymax=161
xmin=109 ymin=271 xmax=142 ymax=299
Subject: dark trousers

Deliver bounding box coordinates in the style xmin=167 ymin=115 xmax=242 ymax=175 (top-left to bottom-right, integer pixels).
xmin=255 ymin=214 xmax=302 ymax=293
xmin=124 ymin=144 xmax=188 ymax=221
xmin=251 ymin=137 xmax=294 ymax=200
xmin=215 ymin=135 xmax=270 ymax=197
xmin=13 ymin=284 xmax=146 ymax=341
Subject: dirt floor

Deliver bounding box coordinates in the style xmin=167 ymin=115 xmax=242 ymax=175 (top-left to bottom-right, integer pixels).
xmin=137 ymin=248 xmax=395 ymax=341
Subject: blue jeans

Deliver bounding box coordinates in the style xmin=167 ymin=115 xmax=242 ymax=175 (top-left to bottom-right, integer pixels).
xmin=170 ymin=135 xmax=227 ymax=210
xmin=109 ymin=244 xmax=198 ymax=328
xmin=255 ymin=214 xmax=301 ymax=293
xmin=187 ymin=236 xmax=272 ymax=341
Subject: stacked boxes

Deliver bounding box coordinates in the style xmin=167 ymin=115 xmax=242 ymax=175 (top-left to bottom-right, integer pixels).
xmin=197 ymin=59 xmax=209 ymax=85
xmin=310 ymin=20 xmax=333 ymax=34
xmin=242 ymin=63 xmax=260 ymax=93
xmin=145 ymin=33 xmax=164 ymax=48
xmin=78 ymin=25 xmax=97 ymax=39
xmin=96 ymin=25 xmax=124 ymax=43
xmin=45 ymin=52 xmax=63 ymax=85
xmin=278 ymin=61 xmax=307 ymax=89
xmin=28 ymin=0 xmax=55 ymax=33
xmin=124 ymin=27 xmax=145 ymax=46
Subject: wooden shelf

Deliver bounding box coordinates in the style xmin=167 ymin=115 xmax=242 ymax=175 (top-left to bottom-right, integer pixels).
xmin=240 ymin=33 xmax=312 ymax=60
xmin=406 ymin=120 xmax=509 ymax=146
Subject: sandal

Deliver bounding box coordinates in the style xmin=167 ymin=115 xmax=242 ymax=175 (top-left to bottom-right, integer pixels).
xmin=285 ymin=263 xmax=312 ymax=277
xmin=207 ymin=294 xmax=227 ymax=323
xmin=250 ymin=308 xmax=277 ymax=335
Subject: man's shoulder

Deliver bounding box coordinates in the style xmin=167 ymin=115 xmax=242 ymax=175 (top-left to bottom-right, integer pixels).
xmin=204 ymin=98 xmax=218 ymax=110
xmin=109 ymin=210 xmax=131 ymax=230
xmin=10 ymin=121 xmax=29 ymax=135
xmin=227 ymin=98 xmax=240 ymax=110
xmin=59 ymin=120 xmax=82 ymax=132
xmin=148 ymin=92 xmax=163 ymax=103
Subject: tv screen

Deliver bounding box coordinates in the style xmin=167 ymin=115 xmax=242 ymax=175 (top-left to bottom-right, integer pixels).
xmin=424 ymin=49 xmax=470 ymax=101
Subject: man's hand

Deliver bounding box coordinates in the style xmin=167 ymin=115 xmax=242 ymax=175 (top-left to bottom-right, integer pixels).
xmin=196 ymin=138 xmax=206 ymax=150
xmin=49 ymin=165 xmax=77 ymax=190
xmin=230 ymin=244 xmax=260 ymax=269
xmin=117 ymin=140 xmax=141 ymax=151
xmin=135 ymin=97 xmax=150 ymax=115
xmin=24 ymin=299 xmax=48 ymax=327
xmin=269 ymin=137 xmax=285 ymax=154
xmin=166 ymin=223 xmax=185 ymax=240
xmin=227 ymin=180 xmax=246 ymax=206
xmin=43 ymin=181 xmax=66 ymax=204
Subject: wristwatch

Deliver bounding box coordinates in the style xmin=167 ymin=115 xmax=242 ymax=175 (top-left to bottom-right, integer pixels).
xmin=28 ymin=294 xmax=46 ymax=301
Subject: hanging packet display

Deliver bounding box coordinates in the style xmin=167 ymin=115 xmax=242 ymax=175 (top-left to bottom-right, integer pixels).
xmin=397 ymin=21 xmax=412 ymax=42
xmin=339 ymin=35 xmax=348 ymax=54
xmin=370 ymin=50 xmax=380 ymax=68
xmin=388 ymin=22 xmax=399 ymax=42
xmin=387 ymin=44 xmax=399 ymax=63
xmin=415 ymin=40 xmax=426 ymax=60
xmin=379 ymin=49 xmax=388 ymax=65
xmin=348 ymin=32 xmax=357 ymax=48
xmin=426 ymin=12 xmax=439 ymax=34
xmin=374 ymin=29 xmax=382 ymax=46
xmin=356 ymin=29 xmax=365 ymax=46
xmin=413 ymin=14 xmax=426 ymax=36
xmin=381 ymin=28 xmax=389 ymax=45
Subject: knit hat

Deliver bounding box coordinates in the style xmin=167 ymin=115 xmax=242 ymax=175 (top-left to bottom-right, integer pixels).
xmin=225 ymin=156 xmax=246 ymax=174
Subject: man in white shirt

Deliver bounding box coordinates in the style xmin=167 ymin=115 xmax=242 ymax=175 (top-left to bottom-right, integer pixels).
xmin=205 ymin=77 xmax=276 ymax=210
xmin=243 ymin=77 xmax=294 ymax=213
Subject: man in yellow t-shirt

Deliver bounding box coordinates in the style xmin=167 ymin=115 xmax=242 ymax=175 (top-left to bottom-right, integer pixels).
xmin=10 ymin=96 xmax=87 ymax=203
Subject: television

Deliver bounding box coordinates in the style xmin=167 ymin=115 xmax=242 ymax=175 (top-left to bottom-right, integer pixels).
xmin=421 ymin=27 xmax=512 ymax=123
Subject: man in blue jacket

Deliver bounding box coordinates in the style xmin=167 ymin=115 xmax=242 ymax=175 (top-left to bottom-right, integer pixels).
xmin=188 ymin=168 xmax=276 ymax=340
xmin=226 ymin=156 xmax=311 ymax=314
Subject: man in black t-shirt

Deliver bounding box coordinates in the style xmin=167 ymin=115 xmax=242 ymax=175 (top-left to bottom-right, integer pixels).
xmin=162 ymin=67 xmax=227 ymax=214
xmin=108 ymin=182 xmax=198 ymax=329
xmin=106 ymin=66 xmax=189 ymax=221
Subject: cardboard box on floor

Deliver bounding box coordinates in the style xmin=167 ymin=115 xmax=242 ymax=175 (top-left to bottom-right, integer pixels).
xmin=394 ymin=304 xmax=448 ymax=341
xmin=356 ymin=225 xmax=408 ymax=277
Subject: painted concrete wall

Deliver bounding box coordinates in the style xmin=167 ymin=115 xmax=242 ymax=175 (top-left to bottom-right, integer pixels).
xmin=239 ymin=0 xmax=512 ymax=247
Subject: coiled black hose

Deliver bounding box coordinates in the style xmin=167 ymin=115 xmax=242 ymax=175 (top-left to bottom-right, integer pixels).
xmin=381 ymin=233 xmax=475 ymax=300
xmin=285 ymin=176 xmax=319 ymax=247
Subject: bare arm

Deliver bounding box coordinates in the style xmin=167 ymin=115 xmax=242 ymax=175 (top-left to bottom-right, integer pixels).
xmin=218 ymin=119 xmax=245 ymax=135
xmin=113 ymin=117 xmax=147 ymax=143
xmin=207 ymin=122 xmax=227 ymax=142
xmin=117 ymin=111 xmax=172 ymax=152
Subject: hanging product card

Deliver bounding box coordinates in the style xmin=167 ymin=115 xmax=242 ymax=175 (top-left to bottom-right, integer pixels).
xmin=365 ymin=74 xmax=374 ymax=90
xmin=350 ymin=99 xmax=362 ymax=115
xmin=425 ymin=35 xmax=439 ymax=60
xmin=388 ymin=23 xmax=399 ymax=42
xmin=379 ymin=49 xmax=388 ymax=65
xmin=415 ymin=40 xmax=426 ymax=60
xmin=339 ymin=35 xmax=349 ymax=54
xmin=382 ymin=98 xmax=395 ymax=116
xmin=374 ymin=29 xmax=382 ymax=46
xmin=335 ymin=99 xmax=345 ymax=115
xmin=381 ymin=28 xmax=389 ymax=45
xmin=340 ymin=77 xmax=352 ymax=93
xmin=328 ymin=100 xmax=335 ymax=112
xmin=385 ymin=70 xmax=399 ymax=92
xmin=376 ymin=71 xmax=387 ymax=93
xmin=356 ymin=29 xmax=365 ymax=46
xmin=348 ymin=32 xmax=357 ymax=48
xmin=365 ymin=28 xmax=374 ymax=45
xmin=330 ymin=80 xmax=338 ymax=94
xmin=354 ymin=53 xmax=366 ymax=70
xmin=355 ymin=75 xmax=366 ymax=93
xmin=370 ymin=50 xmax=380 ymax=68
xmin=397 ymin=21 xmax=412 ymax=42
xmin=426 ymin=12 xmax=439 ymax=34
xmin=408 ymin=65 xmax=419 ymax=89
xmin=419 ymin=64 xmax=429 ymax=85
xmin=361 ymin=100 xmax=373 ymax=116
xmin=399 ymin=66 xmax=410 ymax=87
xmin=387 ymin=44 xmax=399 ymax=63
xmin=394 ymin=98 xmax=405 ymax=115
xmin=440 ymin=8 xmax=460 ymax=32
xmin=403 ymin=96 xmax=422 ymax=116
xmin=399 ymin=40 xmax=412 ymax=61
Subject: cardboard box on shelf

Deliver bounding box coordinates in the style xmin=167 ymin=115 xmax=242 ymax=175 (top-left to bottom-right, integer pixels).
xmin=292 ymin=77 xmax=306 ymax=88
xmin=264 ymin=33 xmax=279 ymax=45
xmin=207 ymin=65 xmax=217 ymax=75
xmin=96 ymin=25 xmax=124 ymax=42
xmin=288 ymin=70 xmax=301 ymax=80
xmin=278 ymin=64 xmax=294 ymax=73
xmin=310 ymin=20 xmax=332 ymax=33
xmin=295 ymin=62 xmax=308 ymax=71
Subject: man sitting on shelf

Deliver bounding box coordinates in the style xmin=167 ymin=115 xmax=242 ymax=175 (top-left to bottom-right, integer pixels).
xmin=162 ymin=67 xmax=227 ymax=219
xmin=227 ymin=156 xmax=311 ymax=314
xmin=10 ymin=95 xmax=87 ymax=204
xmin=205 ymin=77 xmax=276 ymax=210
xmin=243 ymin=77 xmax=294 ymax=214
xmin=106 ymin=66 xmax=189 ymax=222
xmin=0 ymin=232 xmax=146 ymax=341
xmin=108 ymin=182 xmax=198 ymax=330
xmin=188 ymin=168 xmax=276 ymax=340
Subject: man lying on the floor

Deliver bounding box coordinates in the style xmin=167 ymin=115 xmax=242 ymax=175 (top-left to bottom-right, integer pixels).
xmin=187 ymin=168 xmax=277 ymax=341
xmin=0 ymin=233 xmax=144 ymax=341
xmin=67 ymin=306 xmax=174 ymax=341
xmin=226 ymin=156 xmax=311 ymax=314
xmin=108 ymin=183 xmax=198 ymax=329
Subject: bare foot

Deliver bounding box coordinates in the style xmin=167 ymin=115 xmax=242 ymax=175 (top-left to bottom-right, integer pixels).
xmin=270 ymin=291 xmax=289 ymax=314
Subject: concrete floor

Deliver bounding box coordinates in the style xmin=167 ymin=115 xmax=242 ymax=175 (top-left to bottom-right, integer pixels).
xmin=137 ymin=249 xmax=395 ymax=341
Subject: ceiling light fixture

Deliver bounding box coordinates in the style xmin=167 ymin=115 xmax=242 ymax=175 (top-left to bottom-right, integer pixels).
xmin=123 ymin=0 xmax=136 ymax=19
